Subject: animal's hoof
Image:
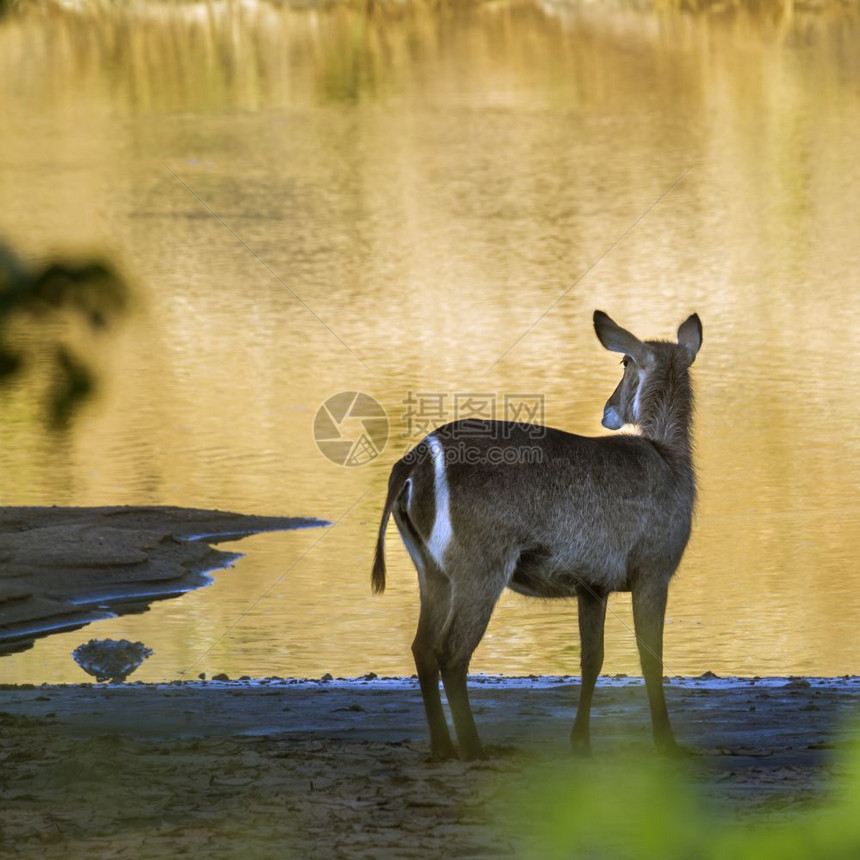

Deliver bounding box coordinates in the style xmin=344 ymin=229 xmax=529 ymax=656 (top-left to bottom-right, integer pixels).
xmin=657 ymin=741 xmax=694 ymax=759
xmin=570 ymin=738 xmax=592 ymax=758
xmin=483 ymin=743 xmax=520 ymax=759
xmin=459 ymin=747 xmax=488 ymax=763
xmin=427 ymin=745 xmax=458 ymax=763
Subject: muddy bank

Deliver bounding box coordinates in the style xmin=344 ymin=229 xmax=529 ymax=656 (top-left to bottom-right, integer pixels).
xmin=0 ymin=506 xmax=327 ymax=655
xmin=2 ymin=676 xmax=859 ymax=857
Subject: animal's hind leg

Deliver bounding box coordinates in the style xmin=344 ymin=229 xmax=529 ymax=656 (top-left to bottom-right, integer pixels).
xmin=570 ymin=587 xmax=607 ymax=755
xmin=412 ymin=565 xmax=456 ymax=760
xmin=437 ymin=559 xmax=510 ymax=761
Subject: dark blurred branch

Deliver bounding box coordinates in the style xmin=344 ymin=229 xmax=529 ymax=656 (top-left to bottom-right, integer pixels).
xmin=0 ymin=240 xmax=130 ymax=430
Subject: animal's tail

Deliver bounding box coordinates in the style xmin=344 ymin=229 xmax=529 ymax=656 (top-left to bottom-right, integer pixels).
xmin=372 ymin=459 xmax=412 ymax=595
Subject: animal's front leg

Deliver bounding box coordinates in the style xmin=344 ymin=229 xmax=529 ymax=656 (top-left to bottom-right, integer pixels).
xmin=632 ymin=579 xmax=681 ymax=755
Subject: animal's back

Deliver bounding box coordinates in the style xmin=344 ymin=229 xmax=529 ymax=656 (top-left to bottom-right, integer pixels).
xmin=398 ymin=420 xmax=692 ymax=592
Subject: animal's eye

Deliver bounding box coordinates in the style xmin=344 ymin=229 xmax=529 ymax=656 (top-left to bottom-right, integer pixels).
xmin=621 ymin=356 xmax=631 ymax=367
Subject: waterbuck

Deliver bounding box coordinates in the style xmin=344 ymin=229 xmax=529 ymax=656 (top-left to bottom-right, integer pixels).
xmin=372 ymin=311 xmax=702 ymax=760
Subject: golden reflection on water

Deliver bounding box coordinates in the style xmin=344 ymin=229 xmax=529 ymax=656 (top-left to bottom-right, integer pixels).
xmin=1 ymin=1 xmax=859 ymax=682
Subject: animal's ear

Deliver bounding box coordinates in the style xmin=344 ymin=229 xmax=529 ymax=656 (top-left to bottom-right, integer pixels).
xmin=593 ymin=310 xmax=651 ymax=366
xmin=677 ymin=313 xmax=703 ymax=365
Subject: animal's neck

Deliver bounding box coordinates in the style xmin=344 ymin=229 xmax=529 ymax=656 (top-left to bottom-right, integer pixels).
xmin=639 ymin=368 xmax=695 ymax=473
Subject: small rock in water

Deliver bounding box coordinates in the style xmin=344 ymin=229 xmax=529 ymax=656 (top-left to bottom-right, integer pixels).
xmin=198 ymin=673 xmax=207 ymax=681
xmin=211 ymin=673 xmax=230 ymax=682
xmin=320 ymin=673 xmax=333 ymax=682
xmin=72 ymin=639 xmax=153 ymax=683
xmin=363 ymin=672 xmax=378 ymax=681
xmin=696 ymin=670 xmax=719 ymax=680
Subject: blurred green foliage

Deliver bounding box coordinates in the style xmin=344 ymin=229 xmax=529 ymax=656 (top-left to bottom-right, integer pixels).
xmin=515 ymin=743 xmax=860 ymax=859
xmin=0 ymin=241 xmax=129 ymax=429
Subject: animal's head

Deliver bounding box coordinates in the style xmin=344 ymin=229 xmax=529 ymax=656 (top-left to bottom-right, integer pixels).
xmin=593 ymin=310 xmax=703 ymax=431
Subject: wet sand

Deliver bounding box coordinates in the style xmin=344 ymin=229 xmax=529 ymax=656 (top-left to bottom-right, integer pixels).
xmin=0 ymin=506 xmax=327 ymax=655
xmin=2 ymin=675 xmax=859 ymax=858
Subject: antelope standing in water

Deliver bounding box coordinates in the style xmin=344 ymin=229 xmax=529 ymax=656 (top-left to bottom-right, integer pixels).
xmin=373 ymin=311 xmax=702 ymax=760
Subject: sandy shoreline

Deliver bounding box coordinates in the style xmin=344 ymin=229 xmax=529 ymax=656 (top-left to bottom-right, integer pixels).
xmin=2 ymin=675 xmax=859 ymax=857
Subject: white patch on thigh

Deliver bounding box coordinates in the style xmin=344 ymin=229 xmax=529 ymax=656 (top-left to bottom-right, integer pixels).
xmin=426 ymin=435 xmax=452 ymax=568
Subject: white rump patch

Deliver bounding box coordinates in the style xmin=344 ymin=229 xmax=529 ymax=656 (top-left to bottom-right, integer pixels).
xmin=426 ymin=435 xmax=453 ymax=568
